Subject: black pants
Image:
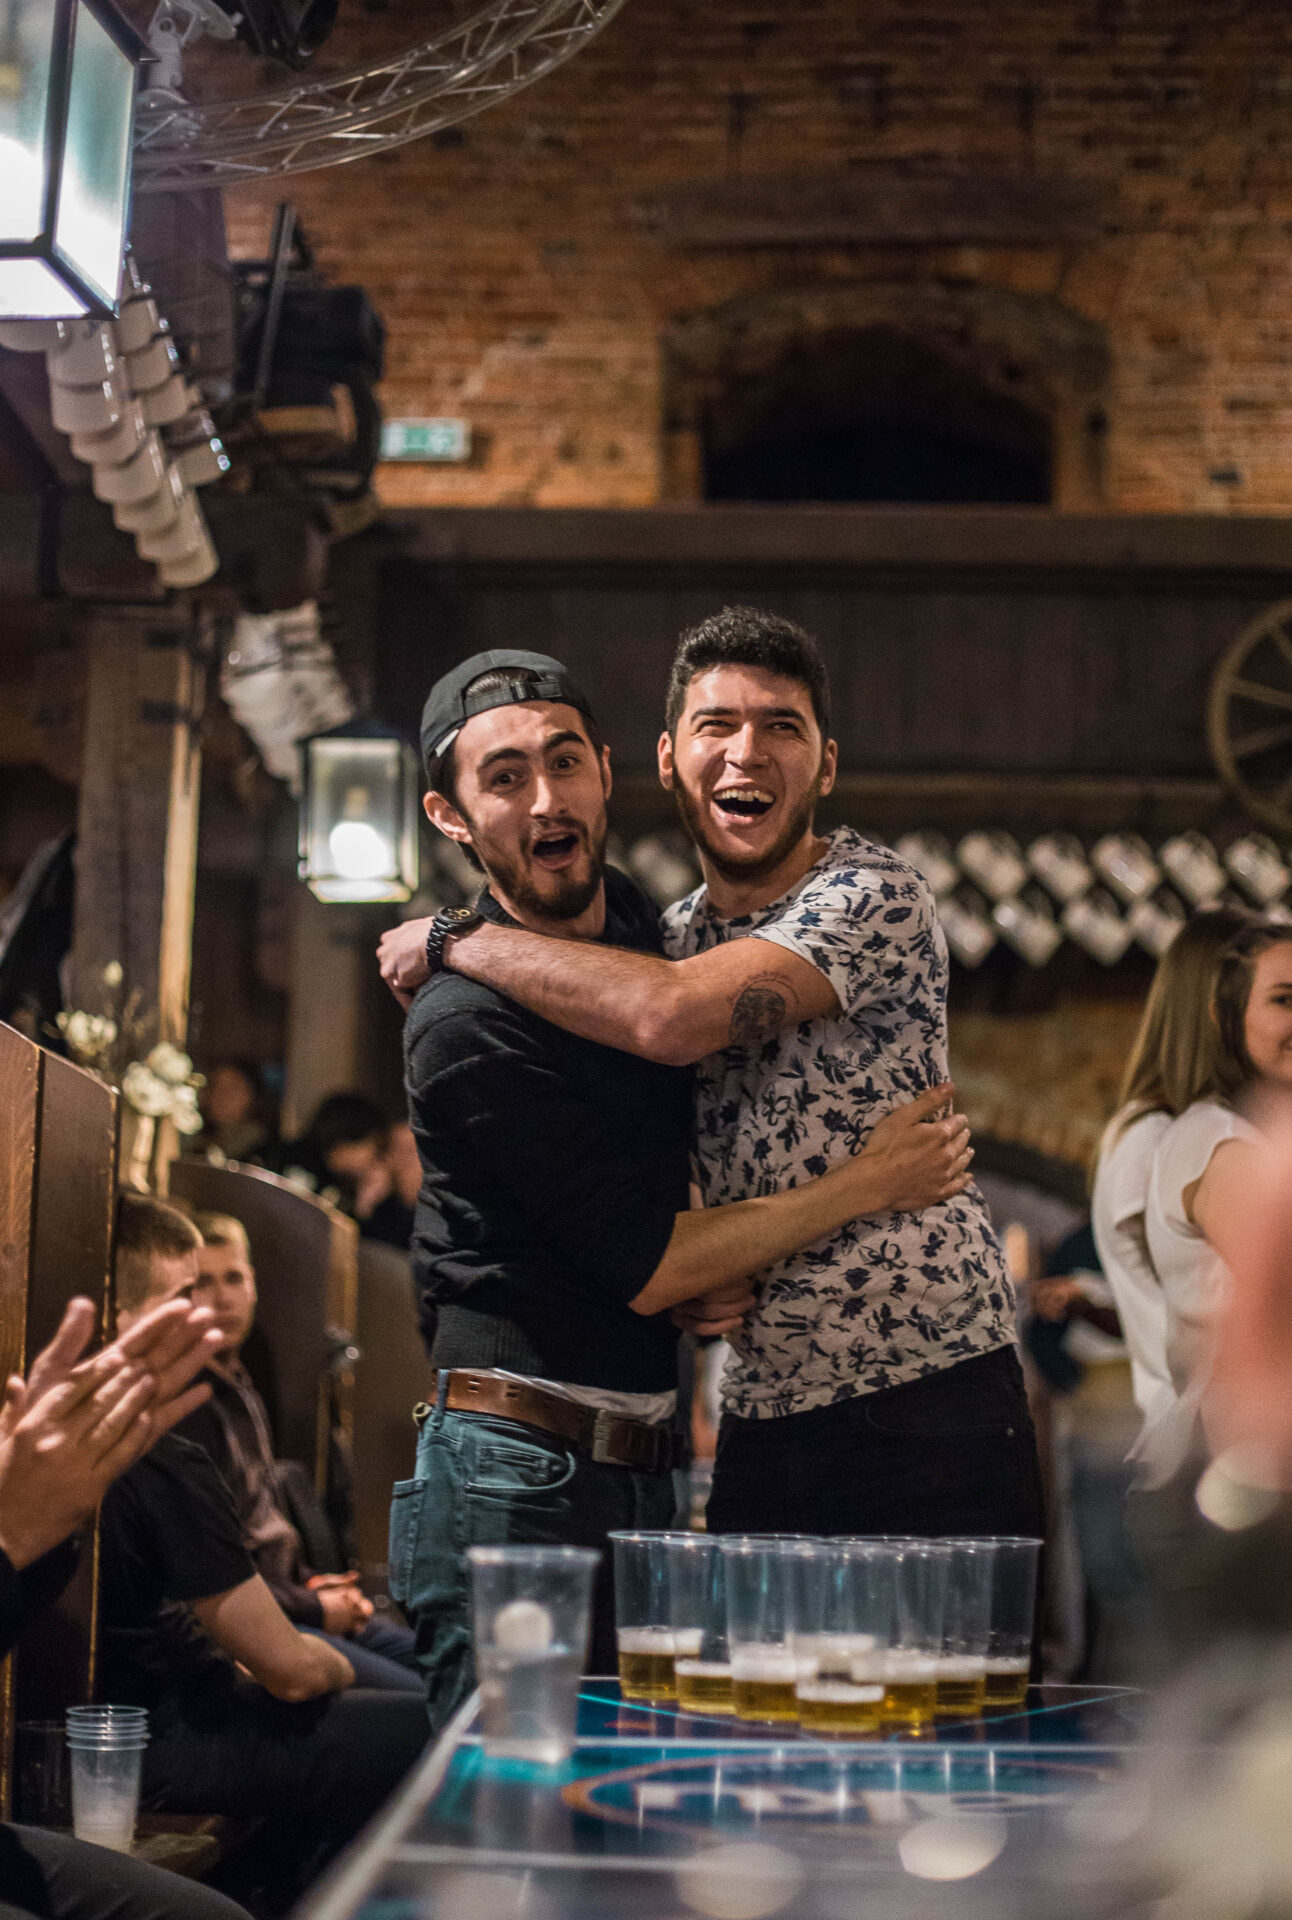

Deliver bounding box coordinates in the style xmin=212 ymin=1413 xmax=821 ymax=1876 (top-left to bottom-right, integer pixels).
xmin=707 ymin=1345 xmax=1046 ymax=1540
xmin=142 ymin=1683 xmax=428 ymax=1907
xmin=0 ymin=1824 xmax=249 ymax=1920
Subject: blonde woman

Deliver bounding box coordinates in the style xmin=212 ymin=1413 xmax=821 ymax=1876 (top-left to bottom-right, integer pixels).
xmin=1092 ymin=907 xmax=1257 ymax=1460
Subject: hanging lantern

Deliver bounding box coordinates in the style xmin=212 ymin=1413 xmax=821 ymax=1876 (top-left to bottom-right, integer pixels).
xmin=299 ymin=719 xmax=420 ymax=904
xmin=0 ymin=0 xmax=141 ymax=320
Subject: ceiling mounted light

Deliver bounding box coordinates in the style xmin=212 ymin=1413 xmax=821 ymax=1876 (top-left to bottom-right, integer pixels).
xmin=213 ymin=0 xmax=338 ymax=68
xmin=0 ymin=0 xmax=141 ymax=319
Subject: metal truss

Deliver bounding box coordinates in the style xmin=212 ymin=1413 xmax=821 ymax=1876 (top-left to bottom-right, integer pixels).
xmin=133 ymin=0 xmax=628 ymax=191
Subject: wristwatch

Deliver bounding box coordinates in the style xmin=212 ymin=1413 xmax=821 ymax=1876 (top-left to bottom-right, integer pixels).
xmin=425 ymin=903 xmax=482 ymax=974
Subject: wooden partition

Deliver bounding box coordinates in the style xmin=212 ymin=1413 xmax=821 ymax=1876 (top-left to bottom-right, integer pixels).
xmin=352 ymin=1240 xmax=434 ymax=1584
xmin=168 ymin=1160 xmax=358 ymax=1491
xmin=0 ymin=1020 xmax=117 ymax=1815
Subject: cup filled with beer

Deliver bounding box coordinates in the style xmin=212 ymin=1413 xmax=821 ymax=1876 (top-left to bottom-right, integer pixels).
xmin=610 ymin=1531 xmax=682 ymax=1703
xmin=883 ymin=1540 xmax=950 ymax=1729
xmin=790 ymin=1540 xmax=898 ymax=1738
xmin=935 ymin=1540 xmax=995 ymax=1717
xmin=664 ymin=1533 xmax=734 ymax=1715
xmin=981 ymin=1536 xmax=1042 ymax=1708
xmin=719 ymin=1536 xmax=811 ymax=1723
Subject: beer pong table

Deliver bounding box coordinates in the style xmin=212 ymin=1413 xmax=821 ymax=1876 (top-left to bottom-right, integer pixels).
xmin=303 ymin=1680 xmax=1144 ymax=1920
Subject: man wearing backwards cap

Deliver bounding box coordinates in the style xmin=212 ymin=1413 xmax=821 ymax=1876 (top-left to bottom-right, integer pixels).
xmin=391 ymin=647 xmax=972 ymax=1726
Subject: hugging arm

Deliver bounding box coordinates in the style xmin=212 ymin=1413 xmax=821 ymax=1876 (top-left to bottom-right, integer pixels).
xmin=380 ymin=917 xmax=837 ymax=1065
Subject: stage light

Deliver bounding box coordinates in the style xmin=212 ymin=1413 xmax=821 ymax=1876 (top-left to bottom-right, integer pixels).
xmin=1027 ymin=833 xmax=1093 ymax=904
xmin=1160 ymin=831 xmax=1226 ymax=907
xmin=299 ymin=718 xmax=420 ymax=905
xmin=956 ymin=832 xmax=1027 ymax=902
xmin=1090 ymin=833 xmax=1159 ymax=905
xmin=213 ymin=0 xmax=337 ymax=68
xmin=1225 ymin=833 xmax=1292 ymax=906
xmin=0 ymin=0 xmax=141 ymax=319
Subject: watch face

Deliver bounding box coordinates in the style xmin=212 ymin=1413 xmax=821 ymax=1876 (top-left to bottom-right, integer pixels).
xmin=448 ymin=906 xmax=477 ymax=924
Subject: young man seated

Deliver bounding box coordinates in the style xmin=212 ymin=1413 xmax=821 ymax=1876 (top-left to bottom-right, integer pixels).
xmin=98 ymin=1196 xmax=428 ymax=1910
xmin=171 ymin=1210 xmax=419 ymax=1692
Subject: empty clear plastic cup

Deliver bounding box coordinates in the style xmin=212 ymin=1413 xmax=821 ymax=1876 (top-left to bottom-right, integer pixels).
xmin=65 ymin=1707 xmax=148 ymax=1852
xmin=936 ymin=1540 xmax=996 ymax=1717
xmin=663 ymin=1533 xmax=733 ymax=1715
xmin=981 ymin=1536 xmax=1042 ymax=1708
xmin=719 ymin=1536 xmax=804 ymax=1723
xmin=467 ymin=1545 xmax=598 ymax=1764
xmin=609 ymin=1530 xmax=682 ymax=1703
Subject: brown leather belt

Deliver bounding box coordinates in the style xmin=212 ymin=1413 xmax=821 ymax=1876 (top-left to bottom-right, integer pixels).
xmin=431 ymin=1369 xmax=682 ymax=1473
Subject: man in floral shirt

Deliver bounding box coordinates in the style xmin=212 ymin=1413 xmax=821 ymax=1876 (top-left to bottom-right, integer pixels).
xmin=379 ymin=609 xmax=1041 ymax=1538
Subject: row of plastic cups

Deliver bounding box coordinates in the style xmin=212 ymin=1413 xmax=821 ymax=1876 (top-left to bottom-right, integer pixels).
xmin=609 ymin=1533 xmax=1040 ymax=1734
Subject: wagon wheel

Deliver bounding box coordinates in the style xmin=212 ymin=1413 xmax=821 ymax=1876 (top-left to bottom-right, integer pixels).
xmin=1208 ymin=597 xmax=1292 ymax=835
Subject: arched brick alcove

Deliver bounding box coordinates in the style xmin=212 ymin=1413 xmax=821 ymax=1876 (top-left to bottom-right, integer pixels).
xmin=661 ymin=282 xmax=1110 ymax=509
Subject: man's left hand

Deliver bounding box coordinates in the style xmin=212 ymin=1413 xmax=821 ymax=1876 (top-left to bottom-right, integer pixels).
xmin=670 ymin=1280 xmax=756 ymax=1338
xmin=377 ymin=919 xmax=434 ymax=1008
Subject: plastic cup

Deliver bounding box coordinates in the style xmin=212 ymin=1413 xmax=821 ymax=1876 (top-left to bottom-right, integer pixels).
xmin=663 ymin=1533 xmax=733 ymax=1715
xmin=66 ymin=1707 xmax=148 ymax=1852
xmin=790 ymin=1541 xmax=896 ymax=1738
xmin=935 ymin=1541 xmax=995 ymax=1717
xmin=610 ymin=1530 xmax=679 ymax=1703
xmin=467 ymin=1545 xmax=598 ymax=1764
xmin=15 ymin=1721 xmax=70 ymax=1826
xmin=884 ymin=1542 xmax=950 ymax=1727
xmin=719 ymin=1537 xmax=805 ymax=1723
xmin=981 ymin=1536 xmax=1041 ymax=1708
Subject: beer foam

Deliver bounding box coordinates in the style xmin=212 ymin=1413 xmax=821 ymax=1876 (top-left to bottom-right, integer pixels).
xmin=984 ymin=1656 xmax=1029 ymax=1675
xmin=730 ymin=1646 xmax=799 ymax=1683
xmin=796 ymin=1681 xmax=884 ymax=1705
xmin=935 ymin=1655 xmax=987 ymax=1680
xmin=675 ymin=1661 xmax=733 ymax=1679
xmin=882 ymin=1651 xmax=940 ymax=1682
xmin=672 ymin=1628 xmax=704 ymax=1658
xmin=616 ymin=1626 xmax=675 ymax=1653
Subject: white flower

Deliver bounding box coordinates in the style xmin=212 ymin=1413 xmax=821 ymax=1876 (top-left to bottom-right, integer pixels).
xmin=173 ymin=1101 xmax=204 ymax=1135
xmin=102 ymin=962 xmax=123 ymax=989
xmin=146 ymin=1042 xmax=193 ymax=1086
xmin=122 ymin=1062 xmax=174 ymax=1118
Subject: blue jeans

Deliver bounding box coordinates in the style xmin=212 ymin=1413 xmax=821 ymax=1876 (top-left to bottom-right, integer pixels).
xmin=301 ymin=1615 xmax=422 ymax=1691
xmin=389 ymin=1378 xmax=677 ymax=1730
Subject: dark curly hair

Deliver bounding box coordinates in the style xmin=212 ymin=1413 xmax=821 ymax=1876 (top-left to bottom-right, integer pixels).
xmin=664 ymin=606 xmax=831 ymax=739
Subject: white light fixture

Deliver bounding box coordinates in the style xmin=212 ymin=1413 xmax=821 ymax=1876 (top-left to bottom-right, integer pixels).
xmin=895 ymin=832 xmax=959 ymax=899
xmin=939 ymin=886 xmax=997 ymax=968
xmin=1027 ymin=832 xmax=1094 ymax=904
xmin=299 ymin=719 xmax=420 ymax=904
xmin=1090 ymin=833 xmax=1160 ymax=906
xmin=1159 ymin=831 xmax=1226 ymax=907
xmin=1224 ymin=833 xmax=1291 ymax=906
xmin=957 ymin=832 xmax=1028 ymax=903
xmin=1128 ymin=887 xmax=1189 ymax=959
xmin=993 ymin=889 xmax=1062 ymax=967
xmin=0 ymin=0 xmax=141 ymax=319
xmin=1063 ymin=886 xmax=1133 ymax=965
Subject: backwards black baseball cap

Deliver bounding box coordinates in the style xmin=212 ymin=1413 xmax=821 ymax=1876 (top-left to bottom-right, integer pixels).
xmin=420 ymin=649 xmax=597 ymax=782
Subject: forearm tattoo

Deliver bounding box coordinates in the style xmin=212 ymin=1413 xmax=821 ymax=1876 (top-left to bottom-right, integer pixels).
xmin=729 ymin=974 xmax=793 ymax=1047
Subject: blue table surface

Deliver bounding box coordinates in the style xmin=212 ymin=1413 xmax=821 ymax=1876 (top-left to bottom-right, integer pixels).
xmin=305 ymin=1681 xmax=1148 ymax=1920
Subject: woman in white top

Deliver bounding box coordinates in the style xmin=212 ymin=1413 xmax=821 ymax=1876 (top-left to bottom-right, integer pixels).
xmin=1092 ymin=907 xmax=1261 ymax=1461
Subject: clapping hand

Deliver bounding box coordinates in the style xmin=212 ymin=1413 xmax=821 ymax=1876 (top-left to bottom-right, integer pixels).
xmin=0 ymin=1294 xmax=222 ymax=1571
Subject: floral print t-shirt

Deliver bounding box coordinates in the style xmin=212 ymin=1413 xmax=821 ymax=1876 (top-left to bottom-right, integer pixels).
xmin=661 ymin=827 xmax=1016 ymax=1420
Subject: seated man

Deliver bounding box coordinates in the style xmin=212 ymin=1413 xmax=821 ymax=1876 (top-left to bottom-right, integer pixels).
xmin=0 ymin=1273 xmax=253 ymax=1920
xmin=172 ymin=1209 xmax=418 ymax=1692
xmin=98 ymin=1196 xmax=427 ymax=1909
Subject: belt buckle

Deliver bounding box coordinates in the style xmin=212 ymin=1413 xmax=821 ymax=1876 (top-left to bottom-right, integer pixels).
xmin=591 ymin=1410 xmax=655 ymax=1469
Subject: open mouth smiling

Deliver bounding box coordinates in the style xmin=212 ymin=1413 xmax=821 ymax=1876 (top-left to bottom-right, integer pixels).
xmin=713 ymin=787 xmax=776 ymax=821
xmin=530 ymin=830 xmax=581 ymax=868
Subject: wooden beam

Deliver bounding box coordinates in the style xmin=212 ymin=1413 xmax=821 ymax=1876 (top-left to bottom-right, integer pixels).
xmin=636 ymin=166 xmax=1105 ymax=250
xmin=70 ymin=608 xmax=206 ymax=1059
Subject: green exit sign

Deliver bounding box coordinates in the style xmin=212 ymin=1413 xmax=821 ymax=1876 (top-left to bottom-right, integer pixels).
xmin=381 ymin=418 xmax=471 ymax=463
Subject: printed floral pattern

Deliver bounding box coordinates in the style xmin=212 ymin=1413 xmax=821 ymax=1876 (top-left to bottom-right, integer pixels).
xmin=662 ymin=828 xmax=1016 ymax=1420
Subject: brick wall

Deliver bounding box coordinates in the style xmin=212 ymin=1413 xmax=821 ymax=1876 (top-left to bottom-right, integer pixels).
xmin=222 ymin=0 xmax=1292 ymax=512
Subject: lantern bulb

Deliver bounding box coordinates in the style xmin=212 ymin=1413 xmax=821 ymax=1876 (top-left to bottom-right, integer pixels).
xmin=328 ymin=819 xmax=393 ymax=882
